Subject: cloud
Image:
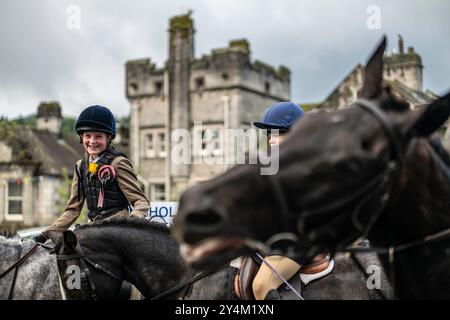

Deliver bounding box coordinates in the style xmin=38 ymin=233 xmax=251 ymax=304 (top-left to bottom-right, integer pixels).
xmin=0 ymin=0 xmax=449 ymax=119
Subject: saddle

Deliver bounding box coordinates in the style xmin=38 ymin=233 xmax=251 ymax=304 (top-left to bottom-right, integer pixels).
xmin=232 ymin=253 xmax=332 ymax=300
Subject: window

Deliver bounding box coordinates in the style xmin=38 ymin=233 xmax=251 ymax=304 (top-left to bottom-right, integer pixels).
xmin=128 ymin=83 xmax=138 ymax=94
xmin=211 ymin=130 xmax=222 ymax=156
xmin=199 ymin=129 xmax=222 ymax=157
xmin=153 ymin=184 xmax=166 ymax=201
xmin=265 ymin=82 xmax=271 ymax=94
xmin=154 ymin=81 xmax=163 ymax=96
xmin=6 ymin=179 xmax=23 ymax=220
xmin=158 ymin=132 xmax=166 ymax=157
xmin=201 ymin=130 xmax=208 ymax=151
xmin=195 ymin=77 xmax=205 ymax=91
xmin=145 ymin=133 xmax=155 ymax=158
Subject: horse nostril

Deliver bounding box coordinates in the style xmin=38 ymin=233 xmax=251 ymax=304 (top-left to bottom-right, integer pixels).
xmin=185 ymin=210 xmax=224 ymax=228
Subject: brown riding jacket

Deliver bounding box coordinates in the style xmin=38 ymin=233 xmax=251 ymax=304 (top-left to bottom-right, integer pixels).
xmin=44 ymin=156 xmax=150 ymax=234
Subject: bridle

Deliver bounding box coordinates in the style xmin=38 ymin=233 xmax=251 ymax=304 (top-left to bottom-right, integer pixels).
xmin=264 ymin=99 xmax=407 ymax=253
xmin=260 ymin=98 xmax=450 ymax=297
xmin=56 ymin=243 xmax=121 ymax=300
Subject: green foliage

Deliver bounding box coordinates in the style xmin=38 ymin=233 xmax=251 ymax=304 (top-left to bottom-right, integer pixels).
xmin=277 ymin=66 xmax=291 ymax=79
xmin=62 ymin=117 xmax=77 ymax=136
xmin=170 ymin=14 xmax=193 ymax=30
xmin=55 ymin=167 xmax=88 ymax=225
xmin=10 ymin=114 xmax=36 ymax=127
xmin=3 ymin=114 xmax=78 ymax=138
xmin=301 ymin=103 xmax=320 ymax=112
xmin=55 ymin=166 xmax=88 ymax=225
xmin=229 ymin=39 xmax=250 ymax=53
xmin=75 ymin=207 xmax=88 ymax=225
xmin=117 ymin=115 xmax=130 ymax=127
xmin=55 ymin=167 xmax=72 ymax=214
xmin=0 ymin=119 xmax=16 ymax=141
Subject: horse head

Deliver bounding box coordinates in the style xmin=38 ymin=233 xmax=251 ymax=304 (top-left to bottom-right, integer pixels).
xmin=47 ymin=228 xmax=124 ymax=300
xmin=173 ymin=36 xmax=450 ymax=299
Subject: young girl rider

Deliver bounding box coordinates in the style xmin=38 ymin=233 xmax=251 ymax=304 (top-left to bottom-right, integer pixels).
xmin=34 ymin=105 xmax=150 ymax=242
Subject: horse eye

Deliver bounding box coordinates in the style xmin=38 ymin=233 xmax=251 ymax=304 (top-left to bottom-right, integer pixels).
xmin=361 ymin=139 xmax=372 ymax=152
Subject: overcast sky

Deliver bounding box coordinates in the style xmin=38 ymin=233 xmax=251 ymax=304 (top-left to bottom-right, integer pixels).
xmin=0 ymin=0 xmax=449 ymax=119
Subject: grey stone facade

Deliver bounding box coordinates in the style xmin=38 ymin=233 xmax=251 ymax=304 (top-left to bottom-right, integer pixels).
xmin=126 ymin=14 xmax=291 ymax=200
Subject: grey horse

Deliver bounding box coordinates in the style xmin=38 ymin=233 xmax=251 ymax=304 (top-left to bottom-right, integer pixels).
xmin=0 ymin=236 xmax=62 ymax=300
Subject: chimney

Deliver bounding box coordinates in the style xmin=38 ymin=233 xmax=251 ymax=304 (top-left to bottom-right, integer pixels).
xmin=398 ymin=35 xmax=404 ymax=55
xmin=36 ymin=101 xmax=63 ymax=135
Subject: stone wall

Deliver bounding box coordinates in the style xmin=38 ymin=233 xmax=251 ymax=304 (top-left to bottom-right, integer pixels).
xmin=0 ymin=142 xmax=12 ymax=162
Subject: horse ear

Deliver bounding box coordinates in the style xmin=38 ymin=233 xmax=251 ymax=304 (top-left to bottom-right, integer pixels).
xmin=358 ymin=36 xmax=387 ymax=100
xmin=406 ymin=92 xmax=450 ymax=137
xmin=45 ymin=230 xmax=63 ymax=247
xmin=63 ymin=230 xmax=78 ymax=251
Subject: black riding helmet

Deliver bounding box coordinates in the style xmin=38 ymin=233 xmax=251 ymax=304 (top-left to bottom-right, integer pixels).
xmin=75 ymin=105 xmax=116 ymax=139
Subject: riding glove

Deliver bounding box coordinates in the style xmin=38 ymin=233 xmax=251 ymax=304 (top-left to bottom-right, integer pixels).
xmin=33 ymin=233 xmax=48 ymax=243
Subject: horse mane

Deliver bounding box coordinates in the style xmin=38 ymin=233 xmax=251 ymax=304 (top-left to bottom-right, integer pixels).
xmin=430 ymin=137 xmax=450 ymax=168
xmin=77 ymin=216 xmax=171 ymax=235
xmin=0 ymin=229 xmax=16 ymax=239
xmin=0 ymin=235 xmax=34 ymax=249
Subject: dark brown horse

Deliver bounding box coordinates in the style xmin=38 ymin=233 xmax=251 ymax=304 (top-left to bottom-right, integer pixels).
xmin=172 ymin=36 xmax=450 ymax=299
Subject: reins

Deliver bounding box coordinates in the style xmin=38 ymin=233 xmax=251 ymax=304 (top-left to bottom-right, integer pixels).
xmin=150 ymin=266 xmax=226 ymax=300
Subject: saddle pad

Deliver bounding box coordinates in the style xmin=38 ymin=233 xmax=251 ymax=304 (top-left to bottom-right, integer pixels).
xmin=300 ymin=258 xmax=334 ymax=285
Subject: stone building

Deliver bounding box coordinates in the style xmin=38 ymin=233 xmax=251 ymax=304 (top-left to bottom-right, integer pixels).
xmin=319 ymin=36 xmax=447 ymax=145
xmin=126 ymin=14 xmax=291 ymax=200
xmin=0 ymin=102 xmax=83 ymax=232
xmin=320 ymin=36 xmax=439 ymax=110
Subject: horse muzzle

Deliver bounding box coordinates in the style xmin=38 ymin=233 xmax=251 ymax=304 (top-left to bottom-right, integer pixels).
xmin=174 ymin=207 xmax=229 ymax=245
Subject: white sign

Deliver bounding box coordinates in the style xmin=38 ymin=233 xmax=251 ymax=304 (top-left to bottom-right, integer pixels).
xmin=148 ymin=202 xmax=178 ymax=226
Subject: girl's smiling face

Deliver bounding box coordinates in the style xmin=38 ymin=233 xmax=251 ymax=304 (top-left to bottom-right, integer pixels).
xmin=268 ymin=132 xmax=288 ymax=148
xmin=81 ymin=131 xmax=110 ymax=158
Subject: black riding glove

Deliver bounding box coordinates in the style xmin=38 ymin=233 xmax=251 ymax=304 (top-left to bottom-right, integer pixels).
xmin=33 ymin=233 xmax=48 ymax=244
